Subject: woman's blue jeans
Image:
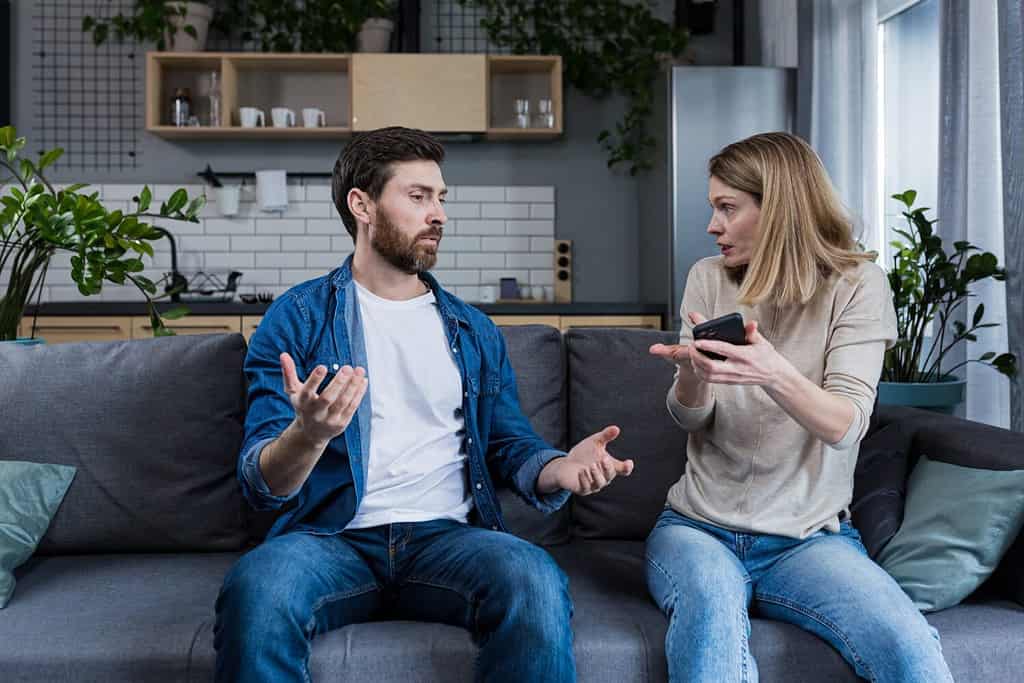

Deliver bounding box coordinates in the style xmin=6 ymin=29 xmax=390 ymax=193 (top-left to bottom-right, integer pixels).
xmin=645 ymin=507 xmax=955 ymax=683
xmin=214 ymin=519 xmax=575 ymax=682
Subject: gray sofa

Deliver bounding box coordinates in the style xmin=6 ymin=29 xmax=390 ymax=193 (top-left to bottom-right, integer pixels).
xmin=2 ymin=326 xmax=1022 ymax=682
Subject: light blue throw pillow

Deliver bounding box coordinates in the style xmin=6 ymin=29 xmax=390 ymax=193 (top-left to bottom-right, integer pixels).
xmin=0 ymin=461 xmax=76 ymax=608
xmin=877 ymin=455 xmax=1024 ymax=612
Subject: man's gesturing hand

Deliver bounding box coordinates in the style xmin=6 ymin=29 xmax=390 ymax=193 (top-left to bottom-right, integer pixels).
xmin=281 ymin=352 xmax=367 ymax=448
xmin=538 ymin=425 xmax=635 ymax=496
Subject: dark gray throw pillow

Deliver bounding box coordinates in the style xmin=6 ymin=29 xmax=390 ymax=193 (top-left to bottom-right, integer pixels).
xmin=0 ymin=334 xmax=250 ymax=554
xmin=851 ymin=421 xmax=914 ymax=558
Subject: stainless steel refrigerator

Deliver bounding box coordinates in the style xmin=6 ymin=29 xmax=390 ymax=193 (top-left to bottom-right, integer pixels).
xmin=639 ymin=66 xmax=796 ymax=332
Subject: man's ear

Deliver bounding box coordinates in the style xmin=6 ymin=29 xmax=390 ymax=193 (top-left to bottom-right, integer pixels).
xmin=348 ymin=188 xmax=372 ymax=225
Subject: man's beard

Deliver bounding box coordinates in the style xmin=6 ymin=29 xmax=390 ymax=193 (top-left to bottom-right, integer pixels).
xmin=370 ymin=208 xmax=442 ymax=275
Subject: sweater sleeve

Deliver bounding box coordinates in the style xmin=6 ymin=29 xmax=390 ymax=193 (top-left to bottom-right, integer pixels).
xmin=824 ymin=264 xmax=898 ymax=449
xmin=666 ymin=262 xmax=717 ymax=432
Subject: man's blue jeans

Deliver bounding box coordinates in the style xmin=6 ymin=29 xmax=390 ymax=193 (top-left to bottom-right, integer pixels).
xmin=645 ymin=507 xmax=955 ymax=683
xmin=214 ymin=519 xmax=575 ymax=683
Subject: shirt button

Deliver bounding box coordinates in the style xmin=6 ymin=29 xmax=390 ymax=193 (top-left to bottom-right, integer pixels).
xmin=452 ymin=346 xmax=458 ymax=353
xmin=332 ymin=363 xmax=340 ymax=371
xmin=491 ymin=525 xmax=498 ymax=531
xmin=467 ymin=438 xmax=473 ymax=445
xmin=476 ymin=483 xmax=483 ymax=490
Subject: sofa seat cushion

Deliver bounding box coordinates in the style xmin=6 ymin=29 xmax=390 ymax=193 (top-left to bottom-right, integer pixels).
xmin=0 ymin=552 xmax=238 ymax=683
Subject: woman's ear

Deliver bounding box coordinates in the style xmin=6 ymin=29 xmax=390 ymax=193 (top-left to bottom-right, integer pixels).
xmin=348 ymin=188 xmax=372 ymax=225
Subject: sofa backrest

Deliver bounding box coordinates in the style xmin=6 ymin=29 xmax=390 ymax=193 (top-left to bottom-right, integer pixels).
xmin=0 ymin=333 xmax=250 ymax=554
xmin=564 ymin=328 xmax=688 ymax=541
xmin=496 ymin=325 xmax=571 ymax=546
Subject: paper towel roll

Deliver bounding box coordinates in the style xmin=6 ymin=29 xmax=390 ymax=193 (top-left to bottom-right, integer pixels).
xmin=256 ymin=169 xmax=288 ymax=213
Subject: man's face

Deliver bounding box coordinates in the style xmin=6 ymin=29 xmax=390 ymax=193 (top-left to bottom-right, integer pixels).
xmin=367 ymin=160 xmax=448 ymax=275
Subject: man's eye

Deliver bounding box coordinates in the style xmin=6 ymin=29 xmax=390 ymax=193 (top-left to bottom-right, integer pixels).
xmin=411 ymin=195 xmax=423 ymax=201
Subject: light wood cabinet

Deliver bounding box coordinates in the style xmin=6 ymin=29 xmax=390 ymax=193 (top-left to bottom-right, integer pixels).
xmin=18 ymin=316 xmax=133 ymax=344
xmin=146 ymin=52 xmax=562 ymax=139
xmin=352 ymin=54 xmax=486 ymax=132
xmin=131 ymin=315 xmax=242 ymax=339
xmin=559 ymin=315 xmax=662 ymax=331
xmin=242 ymin=315 xmax=264 ymax=342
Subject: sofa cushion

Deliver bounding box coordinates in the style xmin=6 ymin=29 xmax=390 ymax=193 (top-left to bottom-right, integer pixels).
xmin=565 ymin=328 xmax=687 ymax=541
xmin=851 ymin=420 xmax=914 ymax=558
xmin=0 ymin=334 xmax=250 ymax=553
xmin=496 ymin=324 xmax=571 ymax=546
xmin=0 ymin=552 xmax=238 ymax=682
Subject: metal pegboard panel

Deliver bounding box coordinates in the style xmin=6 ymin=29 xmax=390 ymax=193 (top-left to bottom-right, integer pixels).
xmin=32 ymin=0 xmax=139 ymax=170
xmin=428 ymin=0 xmax=508 ymax=54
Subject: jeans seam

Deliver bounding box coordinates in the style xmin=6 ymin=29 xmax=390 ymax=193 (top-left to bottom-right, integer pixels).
xmin=403 ymin=576 xmax=477 ymax=605
xmin=755 ymin=591 xmax=876 ymax=682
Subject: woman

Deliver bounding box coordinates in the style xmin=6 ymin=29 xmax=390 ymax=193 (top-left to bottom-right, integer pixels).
xmin=646 ymin=132 xmax=953 ymax=682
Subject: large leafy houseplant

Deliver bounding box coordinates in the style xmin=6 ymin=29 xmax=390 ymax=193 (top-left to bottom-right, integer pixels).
xmin=212 ymin=0 xmax=396 ymax=53
xmin=883 ymin=189 xmax=1017 ymax=384
xmin=459 ymin=0 xmax=689 ymax=175
xmin=0 ymin=126 xmax=205 ymax=341
xmin=82 ymin=1 xmax=212 ymax=51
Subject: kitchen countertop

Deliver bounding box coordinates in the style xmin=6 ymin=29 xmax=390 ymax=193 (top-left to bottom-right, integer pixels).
xmin=26 ymin=301 xmax=667 ymax=317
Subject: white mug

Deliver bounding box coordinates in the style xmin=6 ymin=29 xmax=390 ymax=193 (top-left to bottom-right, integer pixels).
xmin=302 ymin=108 xmax=327 ymax=128
xmin=239 ymin=107 xmax=265 ymax=128
xmin=216 ymin=186 xmax=240 ymax=217
xmin=479 ymin=285 xmax=497 ymax=303
xmin=271 ymin=107 xmax=296 ymax=128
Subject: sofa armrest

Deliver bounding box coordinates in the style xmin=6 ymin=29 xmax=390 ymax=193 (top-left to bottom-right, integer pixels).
xmin=873 ymin=404 xmax=1024 ymax=605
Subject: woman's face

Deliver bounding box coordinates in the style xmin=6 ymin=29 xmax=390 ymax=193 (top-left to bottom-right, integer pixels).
xmin=707 ymin=175 xmax=762 ymax=267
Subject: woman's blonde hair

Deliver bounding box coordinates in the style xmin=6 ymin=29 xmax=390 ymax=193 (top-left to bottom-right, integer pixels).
xmin=708 ymin=132 xmax=874 ymax=306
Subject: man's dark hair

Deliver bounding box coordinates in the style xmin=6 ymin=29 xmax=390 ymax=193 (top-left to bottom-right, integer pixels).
xmin=332 ymin=126 xmax=445 ymax=242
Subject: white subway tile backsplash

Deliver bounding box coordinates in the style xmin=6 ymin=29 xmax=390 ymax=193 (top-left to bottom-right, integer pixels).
xmin=506 ymin=253 xmax=552 ymax=269
xmin=530 ymin=203 xmax=555 ymax=219
xmin=507 ymin=220 xmax=554 ymax=236
xmin=482 ymin=237 xmax=530 ymax=252
xmin=205 ymin=218 xmax=255 ymax=235
xmin=231 ymin=235 xmax=281 ymax=252
xmin=455 ymin=220 xmax=506 ymax=236
xmin=282 ymin=236 xmax=332 ymax=252
xmin=506 ymin=186 xmax=554 ymax=203
xmin=455 ymin=186 xmax=506 ymax=202
xmin=55 ymin=184 xmax=556 ymax=300
xmin=256 ymin=218 xmax=306 ymax=235
xmin=444 ymin=203 xmax=481 ymax=219
xmin=256 ymin=253 xmax=305 ymax=268
xmin=456 ymin=253 xmax=503 ymax=269
xmin=481 ymin=203 xmax=530 ymax=219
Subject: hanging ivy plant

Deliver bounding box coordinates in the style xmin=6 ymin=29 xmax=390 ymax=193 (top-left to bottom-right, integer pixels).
xmin=459 ymin=0 xmax=689 ymax=175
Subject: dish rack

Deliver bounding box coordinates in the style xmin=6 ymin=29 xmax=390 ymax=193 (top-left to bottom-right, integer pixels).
xmin=175 ymin=270 xmax=243 ymax=303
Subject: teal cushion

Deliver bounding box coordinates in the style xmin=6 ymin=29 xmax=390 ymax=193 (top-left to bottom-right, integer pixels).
xmin=877 ymin=456 xmax=1024 ymax=612
xmin=0 ymin=461 xmax=76 ymax=608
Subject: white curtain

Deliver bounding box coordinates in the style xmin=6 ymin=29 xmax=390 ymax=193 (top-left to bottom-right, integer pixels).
xmin=797 ymin=0 xmax=880 ymax=251
xmin=945 ymin=0 xmax=1011 ymax=427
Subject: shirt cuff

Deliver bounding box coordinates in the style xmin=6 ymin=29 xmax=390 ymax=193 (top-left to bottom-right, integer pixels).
xmin=241 ymin=436 xmax=301 ymax=508
xmin=830 ymin=403 xmax=866 ymax=450
xmin=666 ymin=381 xmax=715 ymax=431
xmin=512 ymin=448 xmax=572 ymax=514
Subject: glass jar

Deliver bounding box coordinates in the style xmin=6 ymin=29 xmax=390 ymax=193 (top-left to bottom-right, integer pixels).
xmin=171 ymin=87 xmax=192 ymax=127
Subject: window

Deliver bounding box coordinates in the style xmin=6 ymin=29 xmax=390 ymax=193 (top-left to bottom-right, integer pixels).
xmin=876 ymin=0 xmax=940 ymax=267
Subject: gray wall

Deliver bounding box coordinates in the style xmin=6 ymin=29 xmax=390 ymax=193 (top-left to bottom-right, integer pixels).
xmin=10 ymin=0 xmax=745 ymax=303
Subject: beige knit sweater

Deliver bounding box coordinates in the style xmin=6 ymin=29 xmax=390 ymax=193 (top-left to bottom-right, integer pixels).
xmin=665 ymin=256 xmax=897 ymax=539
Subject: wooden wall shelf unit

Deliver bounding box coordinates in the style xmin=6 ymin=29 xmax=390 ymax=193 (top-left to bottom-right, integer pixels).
xmin=146 ymin=52 xmax=562 ymax=140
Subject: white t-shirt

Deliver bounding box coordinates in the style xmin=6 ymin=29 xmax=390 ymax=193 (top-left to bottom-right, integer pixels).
xmin=346 ymin=280 xmax=473 ymax=529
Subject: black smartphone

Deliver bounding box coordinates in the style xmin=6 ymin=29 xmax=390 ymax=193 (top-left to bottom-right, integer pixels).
xmin=692 ymin=312 xmax=747 ymax=361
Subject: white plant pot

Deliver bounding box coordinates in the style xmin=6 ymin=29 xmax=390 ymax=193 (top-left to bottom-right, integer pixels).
xmin=166 ymin=1 xmax=213 ymax=52
xmin=357 ymin=18 xmax=394 ymax=53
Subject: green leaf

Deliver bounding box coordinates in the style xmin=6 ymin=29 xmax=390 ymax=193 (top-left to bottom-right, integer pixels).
xmin=979 ymin=352 xmax=996 ymax=361
xmin=161 ymin=306 xmax=190 ymax=321
xmin=973 ymin=302 xmax=985 ymax=327
xmin=37 ymin=148 xmax=63 ymax=171
xmin=992 ymin=353 xmax=1018 ymax=378
xmin=164 ymin=188 xmax=188 ymax=215
xmin=136 ymin=186 xmax=152 ymax=213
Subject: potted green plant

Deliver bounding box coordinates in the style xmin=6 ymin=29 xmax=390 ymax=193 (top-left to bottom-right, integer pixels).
xmin=213 ymin=0 xmax=393 ymax=53
xmin=459 ymin=0 xmax=689 ymax=175
xmin=83 ymin=1 xmax=214 ymax=52
xmin=879 ymin=189 xmax=1017 ymax=413
xmin=0 ymin=126 xmax=205 ymax=342
xmin=356 ymin=0 xmax=398 ymax=53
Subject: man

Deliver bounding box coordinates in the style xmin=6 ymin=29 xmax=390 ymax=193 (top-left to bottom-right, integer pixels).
xmin=214 ymin=126 xmax=635 ymax=682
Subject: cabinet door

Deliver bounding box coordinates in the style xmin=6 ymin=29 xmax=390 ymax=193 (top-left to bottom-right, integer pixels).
xmin=559 ymin=315 xmax=663 ymax=331
xmin=351 ymin=54 xmax=487 ymax=132
xmin=131 ymin=315 xmax=242 ymax=339
xmin=490 ymin=315 xmax=561 ymax=329
xmin=18 ymin=316 xmax=134 ymax=344
xmin=242 ymin=315 xmax=263 ymax=343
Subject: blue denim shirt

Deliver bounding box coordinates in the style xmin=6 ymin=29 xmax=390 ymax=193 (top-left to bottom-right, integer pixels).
xmin=239 ymin=256 xmax=570 ymax=538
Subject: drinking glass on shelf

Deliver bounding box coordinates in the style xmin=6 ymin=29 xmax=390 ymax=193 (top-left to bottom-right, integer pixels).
xmin=533 ymin=98 xmax=554 ymax=129
xmin=197 ymin=71 xmax=221 ymax=127
xmin=513 ymin=98 xmax=530 ymax=128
